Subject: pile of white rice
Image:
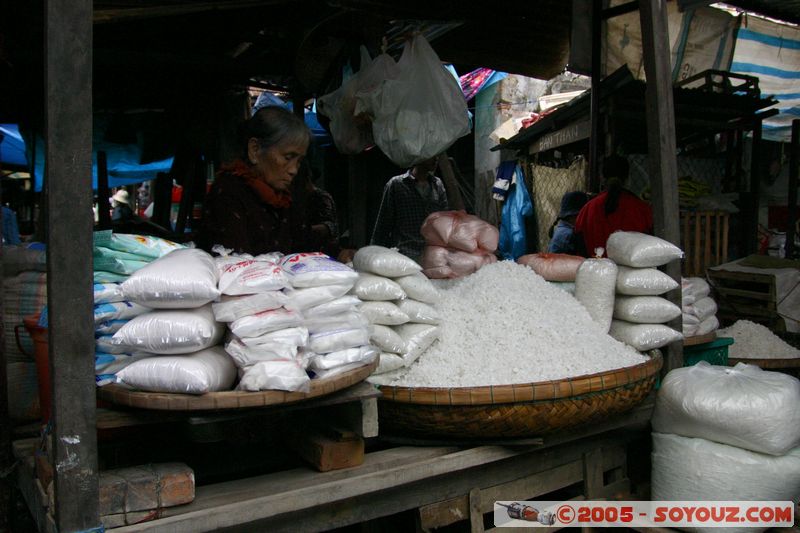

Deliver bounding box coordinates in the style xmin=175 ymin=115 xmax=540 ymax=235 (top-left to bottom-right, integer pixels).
xmin=382 ymin=261 xmax=647 ymax=387
xmin=718 ymin=320 xmax=800 ymax=359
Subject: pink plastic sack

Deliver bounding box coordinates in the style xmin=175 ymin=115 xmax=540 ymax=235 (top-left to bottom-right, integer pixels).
xmin=421 ymin=245 xmax=497 ymax=279
xmin=421 ymin=211 xmax=499 ymax=253
xmin=517 ymin=253 xmax=585 ymax=282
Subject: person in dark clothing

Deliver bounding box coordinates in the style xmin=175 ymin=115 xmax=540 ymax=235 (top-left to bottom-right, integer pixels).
xmin=370 ymin=158 xmax=448 ymax=262
xmin=548 ymin=191 xmax=589 ymax=255
xmin=111 ymin=190 xmax=136 ymax=222
xmin=291 ymin=165 xmax=340 ymax=258
xmin=196 ymin=106 xmax=314 ymax=255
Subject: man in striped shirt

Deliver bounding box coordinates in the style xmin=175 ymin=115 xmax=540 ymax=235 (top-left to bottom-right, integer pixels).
xmin=370 ymin=157 xmax=449 ymax=262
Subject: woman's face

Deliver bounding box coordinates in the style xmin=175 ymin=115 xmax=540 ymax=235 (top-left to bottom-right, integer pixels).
xmin=249 ymin=138 xmax=308 ymax=193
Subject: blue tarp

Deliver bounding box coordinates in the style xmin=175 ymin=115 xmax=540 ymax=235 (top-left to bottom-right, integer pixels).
xmin=0 ymin=124 xmax=28 ymax=168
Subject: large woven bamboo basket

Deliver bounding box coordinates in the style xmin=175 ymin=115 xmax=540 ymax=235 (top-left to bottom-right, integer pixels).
xmin=377 ymin=352 xmax=661 ymax=438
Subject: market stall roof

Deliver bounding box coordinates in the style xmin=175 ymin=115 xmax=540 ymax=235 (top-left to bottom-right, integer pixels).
xmin=0 ymin=0 xmax=572 ymax=119
xmin=492 ymin=66 xmax=780 ymax=155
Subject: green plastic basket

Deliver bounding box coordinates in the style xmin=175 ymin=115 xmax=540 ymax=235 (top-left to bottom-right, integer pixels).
xmin=684 ymin=337 xmax=734 ymax=367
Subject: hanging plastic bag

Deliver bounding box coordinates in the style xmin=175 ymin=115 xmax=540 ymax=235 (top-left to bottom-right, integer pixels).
xmin=317 ymin=47 xmax=399 ymax=154
xmin=498 ymin=166 xmax=533 ymax=261
xmin=355 ymin=34 xmax=470 ymax=168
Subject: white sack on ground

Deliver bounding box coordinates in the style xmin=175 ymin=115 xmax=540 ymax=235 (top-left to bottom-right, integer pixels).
xmin=359 ymin=301 xmax=409 ymax=325
xmin=653 ymin=362 xmax=800 ymax=456
xmin=115 ymin=347 xmax=236 ymax=394
xmin=606 ymin=231 xmax=684 ymax=268
xmin=122 ymin=248 xmax=220 ymax=308
xmin=651 ymin=432 xmax=800 ymax=533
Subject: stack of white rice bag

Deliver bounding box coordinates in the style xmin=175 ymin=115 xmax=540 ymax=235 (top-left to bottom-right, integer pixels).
xmin=110 ymin=247 xmax=233 ymax=394
xmin=605 ymin=232 xmax=684 ymax=351
xmin=651 ymin=363 xmax=800 ymax=529
xmin=222 ymin=251 xmax=374 ymax=393
xmin=681 ymin=277 xmax=719 ymax=337
xmin=352 ymin=246 xmax=442 ymax=376
xmin=90 ymin=232 xmax=185 ymax=386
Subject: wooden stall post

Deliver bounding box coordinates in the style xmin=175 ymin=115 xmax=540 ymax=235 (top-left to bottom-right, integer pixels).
xmin=745 ymin=119 xmax=763 ymax=255
xmin=45 ymin=0 xmax=100 ymax=530
xmin=588 ymin=0 xmax=602 ymax=192
xmin=639 ymin=0 xmax=683 ymax=371
xmin=786 ymin=120 xmax=799 ymax=259
xmin=0 ymin=192 xmax=8 ymax=530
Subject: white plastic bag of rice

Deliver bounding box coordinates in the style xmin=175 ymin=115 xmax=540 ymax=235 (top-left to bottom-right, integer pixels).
xmin=393 ymin=273 xmax=440 ymax=303
xmin=95 ymin=319 xmax=128 ymax=335
xmin=370 ymin=325 xmax=406 ymax=354
xmin=304 ymin=311 xmax=369 ymax=335
xmin=95 ymin=351 xmax=157 ymax=386
xmin=237 ymin=359 xmax=310 ymax=392
xmin=616 ymin=266 xmax=679 ymax=296
xmin=575 ymin=257 xmax=618 ymax=333
xmin=359 ymin=301 xmax=409 ymax=325
xmin=311 ymin=361 xmax=372 ymax=380
xmin=225 ymin=337 xmax=298 ymax=367
xmin=682 ymin=312 xmax=700 ymax=325
xmin=308 ymin=327 xmax=370 ymax=354
xmin=395 ymin=299 xmax=440 ymax=325
xmin=695 ymin=315 xmax=719 ymax=336
xmin=94 ymin=301 xmax=151 ymax=325
xmin=211 ymin=292 xmax=288 ymax=322
xmin=653 ymin=361 xmax=800 ymax=455
xmin=237 ymin=326 xmax=309 ymax=348
xmin=351 ymin=273 xmax=406 ymax=301
xmin=280 ymin=252 xmax=359 ymax=288
xmin=375 ymin=352 xmax=405 ymax=374
xmin=115 ymin=346 xmax=236 ymax=394
xmin=96 ymin=335 xmax=130 ymax=354
xmin=283 ymin=283 xmax=352 ymax=311
xmin=395 ymin=323 xmax=441 ymax=365
xmin=609 ymin=320 xmax=683 ymax=351
xmin=686 ymin=296 xmax=718 ymax=322
xmin=606 ymin=232 xmax=684 ymax=267
xmin=230 ymin=307 xmax=303 ymax=338
xmin=112 ymin=305 xmax=224 ymax=354
xmin=122 ymin=248 xmax=221 ymax=308
xmin=613 ymin=296 xmax=682 ymax=324
xmin=218 ymin=259 xmax=288 ymax=295
xmin=303 ymin=295 xmax=361 ymax=318
xmin=682 ymin=276 xmax=711 ymax=299
xmin=353 ymin=245 xmax=422 ymax=277
xmin=308 ymin=345 xmax=377 ymax=371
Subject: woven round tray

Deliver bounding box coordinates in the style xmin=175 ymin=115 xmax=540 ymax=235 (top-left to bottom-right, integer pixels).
xmin=377 ymin=353 xmax=662 ymax=438
xmin=728 ymin=357 xmax=800 ymax=369
xmin=97 ymin=359 xmax=378 ymax=411
xmin=684 ymin=332 xmax=716 ymax=346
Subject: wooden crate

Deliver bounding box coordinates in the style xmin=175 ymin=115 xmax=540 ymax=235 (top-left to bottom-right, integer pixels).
xmin=707 ymin=268 xmax=784 ymax=330
xmin=681 ymin=210 xmax=729 ymax=277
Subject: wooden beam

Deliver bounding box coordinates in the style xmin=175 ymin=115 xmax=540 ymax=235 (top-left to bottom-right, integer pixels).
xmin=93 ymin=0 xmax=286 ymax=24
xmin=639 ymin=0 xmax=683 ymax=372
xmin=787 ymin=120 xmax=799 ymax=259
xmin=44 ymin=0 xmax=100 ymax=530
xmin=744 ymin=120 xmax=763 ymax=255
xmin=589 ymin=0 xmax=602 ymax=192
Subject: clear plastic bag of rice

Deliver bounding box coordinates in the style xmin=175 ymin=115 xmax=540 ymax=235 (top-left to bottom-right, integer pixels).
xmin=359 ymin=301 xmax=409 ymax=325
xmin=613 ymin=295 xmax=682 ymax=324
xmin=353 ymin=245 xmax=422 ymax=277
xmin=393 ymin=273 xmax=440 ymax=303
xmin=616 ymin=266 xmax=679 ymax=296
xmin=606 ymin=232 xmax=684 ymax=268
xmin=575 ymin=256 xmax=617 ymax=333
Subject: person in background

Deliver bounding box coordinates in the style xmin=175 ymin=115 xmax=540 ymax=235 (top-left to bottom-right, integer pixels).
xmin=111 ymin=189 xmax=136 ymax=222
xmin=574 ymin=154 xmax=653 ymax=256
xmin=2 ymin=205 xmax=21 ymax=245
xmin=292 ymin=164 xmax=340 ymax=258
xmin=548 ymin=191 xmax=589 ymax=255
xmin=370 ymin=157 xmax=448 ymax=262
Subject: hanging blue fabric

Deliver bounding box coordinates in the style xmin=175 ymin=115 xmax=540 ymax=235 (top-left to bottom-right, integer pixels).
xmin=498 ymin=164 xmax=533 ymax=261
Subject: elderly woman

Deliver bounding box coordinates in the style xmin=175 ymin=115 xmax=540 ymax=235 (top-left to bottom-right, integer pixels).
xmin=197 ymin=106 xmax=316 ymax=255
